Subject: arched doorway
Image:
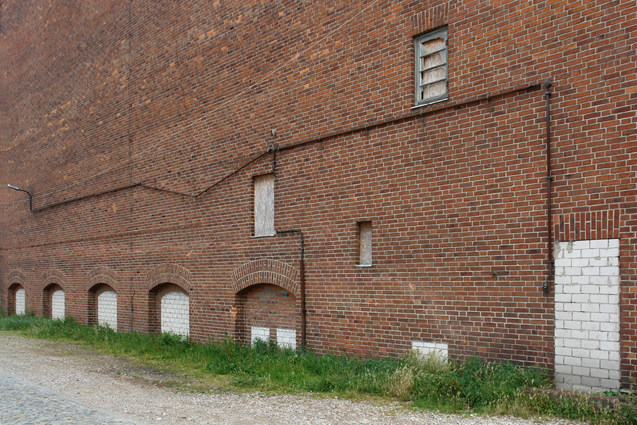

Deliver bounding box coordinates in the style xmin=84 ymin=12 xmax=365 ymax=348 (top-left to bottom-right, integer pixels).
xmin=43 ymin=283 xmax=65 ymax=320
xmin=8 ymin=284 xmax=26 ymax=315
xmin=88 ymin=284 xmax=118 ymax=331
xmin=148 ymin=283 xmax=189 ymax=337
xmin=236 ymin=283 xmax=298 ymax=349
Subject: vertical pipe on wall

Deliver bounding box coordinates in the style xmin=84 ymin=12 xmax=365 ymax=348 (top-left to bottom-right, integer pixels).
xmin=276 ymin=229 xmax=306 ymax=346
xmin=543 ymin=80 xmax=553 ymax=293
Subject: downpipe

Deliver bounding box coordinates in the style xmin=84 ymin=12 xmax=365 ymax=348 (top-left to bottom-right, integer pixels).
xmin=276 ymin=229 xmax=306 ymax=346
xmin=543 ymin=80 xmax=553 ymax=294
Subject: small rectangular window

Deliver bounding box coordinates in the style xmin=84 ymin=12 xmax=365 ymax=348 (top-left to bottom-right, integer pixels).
xmin=415 ymin=27 xmax=448 ymax=105
xmin=358 ymin=221 xmax=372 ymax=266
xmin=254 ymin=174 xmax=275 ymax=236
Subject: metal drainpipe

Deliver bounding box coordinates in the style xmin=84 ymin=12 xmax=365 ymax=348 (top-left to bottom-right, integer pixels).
xmin=7 ymin=184 xmax=33 ymax=212
xmin=276 ymin=229 xmax=306 ymax=346
xmin=543 ymin=80 xmax=553 ymax=294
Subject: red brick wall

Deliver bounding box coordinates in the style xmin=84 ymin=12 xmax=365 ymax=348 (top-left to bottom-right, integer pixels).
xmin=1 ymin=0 xmax=636 ymax=387
xmin=236 ymin=284 xmax=298 ymax=346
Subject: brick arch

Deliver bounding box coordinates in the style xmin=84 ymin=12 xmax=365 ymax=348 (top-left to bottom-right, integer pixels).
xmin=87 ymin=266 xmax=120 ymax=293
xmin=42 ymin=270 xmax=66 ymax=292
xmin=41 ymin=270 xmax=67 ymax=319
xmin=7 ymin=270 xmax=27 ymax=288
xmin=231 ymin=259 xmax=299 ymax=297
xmin=86 ymin=266 xmax=120 ymax=327
xmin=6 ymin=271 xmax=27 ymax=315
xmin=146 ymin=263 xmax=191 ymax=293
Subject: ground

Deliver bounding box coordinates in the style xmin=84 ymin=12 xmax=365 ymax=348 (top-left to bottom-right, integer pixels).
xmin=0 ymin=333 xmax=584 ymax=425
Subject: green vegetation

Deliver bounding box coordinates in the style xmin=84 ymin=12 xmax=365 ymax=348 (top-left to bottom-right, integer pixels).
xmin=0 ymin=315 xmax=635 ymax=424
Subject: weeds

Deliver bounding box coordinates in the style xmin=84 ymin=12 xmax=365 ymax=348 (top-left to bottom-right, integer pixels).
xmin=0 ymin=315 xmax=635 ymax=424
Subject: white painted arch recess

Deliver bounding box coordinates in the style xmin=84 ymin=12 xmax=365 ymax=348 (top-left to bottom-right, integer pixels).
xmin=51 ymin=290 xmax=65 ymax=320
xmin=98 ymin=291 xmax=117 ymax=331
xmin=161 ymin=291 xmax=189 ymax=337
xmin=15 ymin=288 xmax=25 ymax=315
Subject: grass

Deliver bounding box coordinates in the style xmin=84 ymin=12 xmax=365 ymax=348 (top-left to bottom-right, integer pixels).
xmin=1 ymin=315 xmax=636 ymax=424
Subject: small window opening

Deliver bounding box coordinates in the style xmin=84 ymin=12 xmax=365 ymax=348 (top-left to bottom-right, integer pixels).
xmin=415 ymin=27 xmax=448 ymax=105
xmin=358 ymin=221 xmax=372 ymax=266
xmin=254 ymin=174 xmax=275 ymax=236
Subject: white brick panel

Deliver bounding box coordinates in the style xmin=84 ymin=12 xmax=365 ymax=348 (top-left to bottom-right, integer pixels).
xmin=277 ymin=328 xmax=297 ymax=350
xmin=412 ymin=340 xmax=448 ymax=360
xmin=15 ymin=289 xmax=25 ymax=315
xmin=251 ymin=326 xmax=270 ymax=345
xmin=554 ymin=239 xmax=620 ymax=393
xmin=161 ymin=291 xmax=190 ymax=337
xmin=51 ymin=290 xmax=65 ymax=320
xmin=98 ymin=291 xmax=117 ymax=331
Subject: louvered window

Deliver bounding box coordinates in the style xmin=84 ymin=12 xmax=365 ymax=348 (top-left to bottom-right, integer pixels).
xmin=415 ymin=28 xmax=448 ymax=105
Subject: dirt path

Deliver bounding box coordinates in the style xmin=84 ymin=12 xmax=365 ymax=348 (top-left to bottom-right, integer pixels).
xmin=0 ymin=333 xmax=583 ymax=425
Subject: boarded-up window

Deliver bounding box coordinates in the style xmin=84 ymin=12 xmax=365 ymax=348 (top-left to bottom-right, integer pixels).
xmin=254 ymin=174 xmax=275 ymax=236
xmin=415 ymin=27 xmax=448 ymax=105
xmin=359 ymin=221 xmax=372 ymax=266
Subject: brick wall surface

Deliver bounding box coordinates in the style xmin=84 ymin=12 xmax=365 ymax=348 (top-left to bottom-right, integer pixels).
xmin=238 ymin=284 xmax=298 ymax=346
xmin=1 ymin=0 xmax=636 ymax=389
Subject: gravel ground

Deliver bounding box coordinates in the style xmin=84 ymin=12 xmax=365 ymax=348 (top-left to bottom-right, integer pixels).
xmin=0 ymin=333 xmax=585 ymax=425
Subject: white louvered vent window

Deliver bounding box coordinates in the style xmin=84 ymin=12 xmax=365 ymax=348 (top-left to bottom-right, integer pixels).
xmin=415 ymin=27 xmax=448 ymax=105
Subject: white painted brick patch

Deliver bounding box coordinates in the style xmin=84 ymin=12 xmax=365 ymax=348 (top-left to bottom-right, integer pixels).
xmin=554 ymin=239 xmax=620 ymax=393
xmin=15 ymin=289 xmax=25 ymax=315
xmin=277 ymin=328 xmax=296 ymax=350
xmin=412 ymin=340 xmax=448 ymax=360
xmin=98 ymin=291 xmax=117 ymax=331
xmin=161 ymin=291 xmax=190 ymax=337
xmin=51 ymin=290 xmax=65 ymax=320
xmin=251 ymin=326 xmax=270 ymax=345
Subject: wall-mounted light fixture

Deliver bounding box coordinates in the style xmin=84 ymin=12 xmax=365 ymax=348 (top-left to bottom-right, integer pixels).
xmin=7 ymin=184 xmax=33 ymax=212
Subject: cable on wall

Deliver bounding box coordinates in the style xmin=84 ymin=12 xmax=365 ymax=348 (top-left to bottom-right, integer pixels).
xmin=7 ymin=81 xmax=542 ymax=213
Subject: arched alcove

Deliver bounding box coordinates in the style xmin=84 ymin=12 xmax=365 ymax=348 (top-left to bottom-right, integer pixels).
xmin=147 ymin=264 xmax=191 ymax=337
xmin=231 ymin=260 xmax=301 ymax=349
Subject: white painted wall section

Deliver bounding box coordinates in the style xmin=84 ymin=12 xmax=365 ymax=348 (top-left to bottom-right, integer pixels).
xmin=554 ymin=239 xmax=620 ymax=393
xmin=98 ymin=291 xmax=118 ymax=331
xmin=412 ymin=340 xmax=448 ymax=360
xmin=161 ymin=291 xmax=190 ymax=337
xmin=15 ymin=288 xmax=25 ymax=315
xmin=51 ymin=290 xmax=65 ymax=320
xmin=277 ymin=328 xmax=297 ymax=349
xmin=251 ymin=326 xmax=270 ymax=345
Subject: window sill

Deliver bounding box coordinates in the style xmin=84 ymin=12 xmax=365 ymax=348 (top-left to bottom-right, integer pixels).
xmin=355 ymin=264 xmax=373 ymax=268
xmin=251 ymin=233 xmax=277 ymax=238
xmin=411 ymin=97 xmax=448 ymax=110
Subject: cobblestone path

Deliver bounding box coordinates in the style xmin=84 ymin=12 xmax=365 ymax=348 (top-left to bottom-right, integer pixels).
xmin=0 ymin=370 xmax=145 ymax=425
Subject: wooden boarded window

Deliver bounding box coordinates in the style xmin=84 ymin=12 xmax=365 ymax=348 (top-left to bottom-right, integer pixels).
xmin=254 ymin=174 xmax=275 ymax=236
xmin=415 ymin=27 xmax=448 ymax=105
